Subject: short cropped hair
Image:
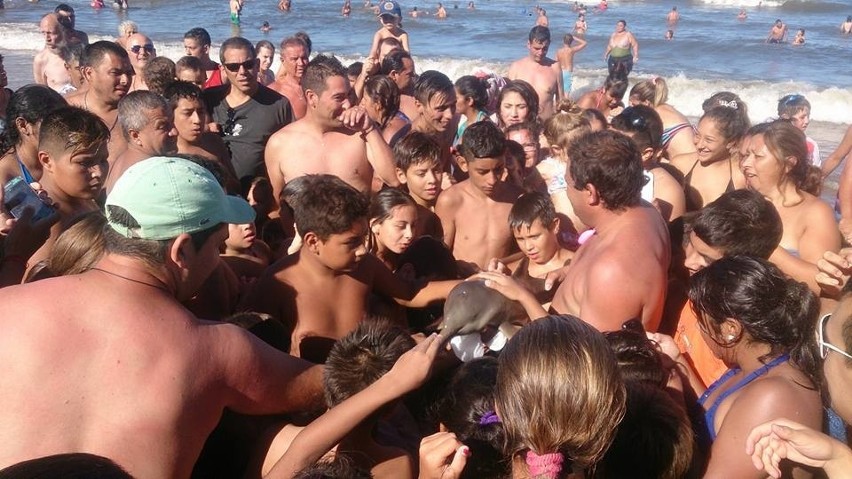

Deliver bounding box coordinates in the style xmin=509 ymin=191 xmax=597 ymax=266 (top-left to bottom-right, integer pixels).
xmin=323 ymin=320 xmax=414 ymax=407
xmin=279 ymin=36 xmax=307 ymax=52
xmin=413 ymin=70 xmax=454 ymax=106
xmin=380 ymin=49 xmax=412 ymax=76
xmin=142 ymin=56 xmax=176 ymax=96
xmin=255 ymin=39 xmax=274 ymax=53
xmin=689 ymin=190 xmax=782 ymax=259
xmin=184 ymin=27 xmax=212 ymax=47
xmin=218 ymin=37 xmax=255 ymax=64
xmin=294 ymin=31 xmax=312 ymax=55
xmin=0 ymin=453 xmax=133 ymax=479
xmin=567 ymin=130 xmax=644 ymax=211
xmin=290 ymin=175 xmax=369 ymax=241
xmin=301 ymin=54 xmax=346 ymax=95
xmin=39 ymin=106 xmax=110 ymax=157
xmin=82 ymin=40 xmax=129 ymax=68
xmin=175 ymin=55 xmax=204 ymax=74
xmin=461 ymin=120 xmax=505 ymax=162
xmin=509 ymin=191 xmax=557 ymax=230
xmin=393 ymin=131 xmax=441 ymax=172
xmin=163 ymin=80 xmax=203 ymax=109
xmin=529 ymin=25 xmax=551 ymax=44
xmin=118 ymin=91 xmax=170 ymax=141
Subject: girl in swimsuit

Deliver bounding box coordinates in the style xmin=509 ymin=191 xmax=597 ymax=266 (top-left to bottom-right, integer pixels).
xmin=671 ymin=105 xmax=749 ymax=211
xmin=575 ymin=74 xmax=628 ymax=120
xmin=741 ymin=120 xmax=840 ymax=293
xmin=657 ymin=256 xmax=822 ymax=478
xmin=629 ymin=76 xmax=697 ymax=160
xmin=361 ymin=75 xmax=411 ymax=148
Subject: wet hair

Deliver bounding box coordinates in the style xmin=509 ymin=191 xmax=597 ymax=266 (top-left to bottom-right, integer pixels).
xmin=347 ymin=61 xmax=363 ymax=78
xmin=529 ymin=25 xmax=551 ymax=44
xmin=603 ymin=74 xmax=629 ymax=104
xmin=323 ymin=320 xmax=414 ymax=407
xmin=142 ymin=56 xmax=176 ymax=96
xmin=689 ymin=189 xmax=782 ymax=259
xmin=566 ymin=130 xmax=644 ymax=211
xmin=380 ymin=49 xmax=412 ymax=76
xmin=610 ymin=105 xmax=663 ymax=153
xmin=55 ymin=4 xmax=74 ymax=16
xmin=436 ymin=357 xmax=510 ymax=479
xmin=747 ymin=120 xmax=821 ymax=196
xmin=461 ymin=121 xmax=505 ymax=162
xmin=163 ymin=80 xmax=204 ymax=110
xmin=496 ymin=315 xmax=626 ymax=472
xmin=509 ymin=191 xmax=557 ymax=231
xmin=218 ymin=36 xmax=256 ymax=64
xmin=543 ymin=99 xmax=589 ymax=150
xmin=175 ymin=55 xmax=204 ymax=75
xmin=183 ymin=27 xmax=212 ymax=47
xmin=294 ymin=31 xmax=312 ymax=55
xmin=39 ymin=106 xmax=110 ymax=158
xmin=291 ymin=174 xmax=370 ymax=241
xmin=455 ymin=75 xmax=488 ymax=112
xmin=689 ymin=255 xmax=819 ymax=370
xmin=701 ymin=91 xmax=750 ymax=126
xmin=0 ymin=453 xmax=133 ymax=479
xmin=292 ymin=454 xmax=372 ymax=479
xmin=118 ymin=91 xmax=170 ymax=141
xmin=699 ymin=106 xmax=750 ymax=147
xmin=363 ymin=75 xmax=400 ymax=129
xmin=629 ymin=76 xmax=669 ymax=107
xmin=582 ymin=108 xmax=608 ymax=130
xmin=393 ymin=131 xmax=441 ymax=172
xmin=48 ymin=212 xmax=106 ymax=276
xmin=301 ymin=54 xmax=347 ymax=95
xmin=777 ymin=93 xmax=811 ymax=118
xmin=604 ymin=327 xmax=668 ymax=388
xmin=1 ymin=85 xmax=66 ymax=155
xmin=563 ymin=33 xmax=574 ymax=45
xmin=369 ymin=187 xmax=415 ymax=226
xmin=255 ymin=39 xmax=274 ymax=55
xmin=82 ymin=40 xmax=130 ymax=68
xmin=594 ymin=381 xmax=694 ymax=479
xmin=496 ymin=80 xmax=539 ymax=129
xmin=413 ymin=70 xmax=454 ymax=106
xmin=117 ymin=20 xmax=138 ymax=37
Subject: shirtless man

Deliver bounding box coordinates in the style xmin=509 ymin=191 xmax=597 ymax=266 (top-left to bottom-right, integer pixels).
xmin=26 ymin=106 xmax=108 ymax=270
xmin=766 ymin=19 xmax=788 ymax=43
xmin=230 ymin=0 xmax=242 ymax=25
xmin=556 ymin=33 xmax=587 ymax=95
xmin=437 ymin=121 xmax=523 ymax=274
xmin=481 ymin=130 xmax=670 ymax=332
xmin=55 ymin=4 xmax=89 ymax=46
xmin=507 ymin=26 xmax=562 ymax=120
xmin=183 ymin=28 xmax=224 ymax=89
xmin=268 ymin=37 xmax=309 ymax=119
xmin=535 ymin=7 xmax=548 ymax=27
xmin=265 ymin=54 xmax=398 ymax=199
xmin=106 ymin=91 xmax=177 ymax=194
xmin=125 ymin=33 xmax=156 ymax=92
xmin=843 ymin=16 xmax=852 ymax=34
xmin=666 ymin=6 xmax=679 ymax=26
xmin=0 ymin=156 xmax=322 ymax=478
xmin=33 ymin=14 xmax=74 ymax=94
xmin=66 ymin=41 xmax=135 ymax=164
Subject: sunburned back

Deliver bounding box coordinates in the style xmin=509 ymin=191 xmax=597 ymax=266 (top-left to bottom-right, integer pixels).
xmin=0 ymin=276 xmax=225 ymax=479
xmin=551 ymin=204 xmax=670 ymax=331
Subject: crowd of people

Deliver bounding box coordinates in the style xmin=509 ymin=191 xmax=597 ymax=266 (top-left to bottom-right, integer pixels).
xmin=2 ymin=0 xmax=852 ymax=478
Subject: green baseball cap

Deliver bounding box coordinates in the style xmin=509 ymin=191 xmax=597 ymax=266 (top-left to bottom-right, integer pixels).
xmin=106 ymin=156 xmax=255 ymax=240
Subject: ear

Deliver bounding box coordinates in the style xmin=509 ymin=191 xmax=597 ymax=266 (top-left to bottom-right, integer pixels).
xmin=305 ymin=89 xmax=319 ymax=109
xmin=640 ymin=147 xmax=655 ymax=164
xmin=303 ymin=231 xmax=321 ymax=254
xmin=456 ymin=155 xmax=469 ymax=173
xmin=550 ymin=216 xmax=561 ymax=234
xmin=203 ymin=44 xmax=210 ymax=56
xmin=37 ymin=150 xmax=53 ymax=171
xmin=784 ymin=155 xmax=797 ymax=174
xmin=14 ymin=117 xmax=32 ymax=137
xmin=720 ymin=319 xmax=742 ymax=345
xmin=585 ymin=182 xmax=601 ymax=206
xmin=129 ymin=128 xmax=143 ymax=146
xmin=169 ymin=233 xmax=194 ymax=269
xmin=414 ymin=98 xmax=424 ymax=113
xmin=81 ymin=65 xmax=95 ymax=83
xmin=370 ymin=219 xmax=380 ymax=234
xmin=395 ymin=167 xmax=408 ymax=185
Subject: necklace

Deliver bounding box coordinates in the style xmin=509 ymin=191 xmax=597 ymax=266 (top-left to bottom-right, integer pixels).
xmin=90 ymin=267 xmax=171 ymax=293
xmin=83 ymin=91 xmax=119 ymax=133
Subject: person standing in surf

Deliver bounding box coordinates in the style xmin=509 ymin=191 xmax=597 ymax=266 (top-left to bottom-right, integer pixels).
xmin=766 ymin=19 xmax=788 ymax=43
xmin=605 ymin=20 xmax=639 ymax=77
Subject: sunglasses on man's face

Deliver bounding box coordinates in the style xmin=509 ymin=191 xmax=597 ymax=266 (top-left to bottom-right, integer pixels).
xmin=817 ymin=313 xmax=852 ymax=361
xmin=130 ymin=44 xmax=155 ymax=54
xmin=223 ymin=59 xmax=257 ymax=72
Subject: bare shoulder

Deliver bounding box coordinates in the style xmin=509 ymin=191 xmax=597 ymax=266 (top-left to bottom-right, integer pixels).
xmin=802 ymin=193 xmax=835 ymax=218
xmin=436 ymin=183 xmax=464 ymax=209
xmin=65 ymin=89 xmax=86 ymax=107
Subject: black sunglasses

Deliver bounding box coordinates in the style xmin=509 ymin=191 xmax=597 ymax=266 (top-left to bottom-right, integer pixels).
xmin=223 ymin=59 xmax=257 ymax=72
xmin=129 ymin=44 xmax=155 ymax=54
xmin=223 ymin=108 xmax=237 ymax=136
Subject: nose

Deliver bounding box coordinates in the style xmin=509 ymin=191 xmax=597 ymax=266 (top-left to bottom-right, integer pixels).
xmin=342 ymin=98 xmax=352 ymax=109
xmin=354 ymin=242 xmax=368 ymax=259
xmin=403 ymin=225 xmax=414 ymax=240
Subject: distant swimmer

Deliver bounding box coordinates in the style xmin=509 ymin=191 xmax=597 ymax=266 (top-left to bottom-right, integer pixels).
xmin=666 ymin=6 xmax=679 ymax=26
xmin=112 ymin=0 xmax=128 ymax=9
xmin=279 ymin=0 xmax=291 ymax=11
xmin=556 ymin=33 xmax=587 ymax=94
xmin=842 ymin=15 xmax=852 ymax=34
xmin=793 ymin=28 xmax=805 ymax=45
xmin=342 ymin=0 xmax=351 ymax=17
xmin=737 ymin=8 xmax=747 ymax=20
xmin=595 ymin=0 xmax=608 ymax=13
xmin=91 ymin=0 xmax=104 ymax=8
xmin=536 ymin=8 xmax=549 ymax=27
xmin=766 ymin=19 xmax=787 ymax=43
xmin=261 ymin=21 xmax=271 ymax=33
xmin=410 ymin=6 xmax=424 ymax=18
xmin=574 ymin=13 xmax=587 ymax=37
xmin=436 ymin=2 xmax=448 ymax=18
xmin=468 ymin=1 xmax=474 ymax=10
xmin=230 ymin=0 xmax=242 ymax=25
xmin=665 ymin=29 xmax=674 ymax=40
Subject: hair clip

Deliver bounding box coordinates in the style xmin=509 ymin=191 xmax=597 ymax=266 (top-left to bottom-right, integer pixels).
xmin=479 ymin=411 xmax=501 ymax=426
xmin=719 ymin=100 xmax=738 ymax=110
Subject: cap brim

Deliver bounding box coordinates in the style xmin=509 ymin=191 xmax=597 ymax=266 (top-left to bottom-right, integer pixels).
xmin=219 ymin=195 xmax=256 ymax=226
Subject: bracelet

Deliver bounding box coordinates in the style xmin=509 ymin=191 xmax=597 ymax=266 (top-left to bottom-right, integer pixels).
xmin=1 ymin=254 xmax=28 ymax=269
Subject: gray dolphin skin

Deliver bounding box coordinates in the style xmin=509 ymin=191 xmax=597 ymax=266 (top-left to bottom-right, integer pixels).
xmin=440 ymin=280 xmax=527 ymax=337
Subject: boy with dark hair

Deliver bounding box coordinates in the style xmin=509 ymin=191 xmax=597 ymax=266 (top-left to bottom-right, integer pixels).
xmin=175 ymin=56 xmax=206 ymax=89
xmin=393 ymin=131 xmax=443 ymax=238
xmin=240 ymin=175 xmax=458 ymax=363
xmin=182 ymin=27 xmax=222 ymax=88
xmin=437 ymin=121 xmax=523 ymax=274
xmin=508 ymin=25 xmax=562 ymax=119
xmin=411 ymin=70 xmax=457 ymax=169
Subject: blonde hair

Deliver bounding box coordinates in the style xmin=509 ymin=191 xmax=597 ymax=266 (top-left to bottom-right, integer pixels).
xmin=629 ymin=77 xmax=669 ymax=107
xmin=542 ymin=99 xmax=590 ymax=152
xmin=48 ymin=212 xmax=106 ymax=275
xmin=496 ymin=315 xmax=626 ymax=474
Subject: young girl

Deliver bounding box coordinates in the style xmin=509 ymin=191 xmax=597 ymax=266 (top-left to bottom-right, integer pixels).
xmin=576 ymin=74 xmax=628 ymax=121
xmin=611 ymin=105 xmax=686 ymax=222
xmin=369 ymin=1 xmax=410 ymax=59
xmin=492 ymin=80 xmax=538 ymax=131
xmin=741 ymin=120 xmax=839 ymax=292
xmin=361 ymin=75 xmax=410 ymax=147
xmin=671 ymin=105 xmax=749 ymax=211
xmin=629 ymin=76 xmax=697 ymax=160
xmin=453 ymin=75 xmax=489 ymax=146
xmin=368 ymin=188 xmax=418 ymax=271
xmin=255 ymin=40 xmax=275 ymax=86
xmin=495 ymin=315 xmax=626 ymax=478
xmin=221 ymin=220 xmax=272 ymax=281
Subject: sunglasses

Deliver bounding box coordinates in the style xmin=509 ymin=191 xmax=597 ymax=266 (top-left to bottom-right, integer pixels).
xmin=130 ymin=44 xmax=155 ymax=54
xmin=223 ymin=59 xmax=257 ymax=72
xmin=780 ymin=94 xmax=804 ymax=106
xmin=817 ymin=313 xmax=852 ymax=361
xmin=223 ymin=108 xmax=237 ymax=136
xmin=621 ymin=107 xmax=647 ymax=129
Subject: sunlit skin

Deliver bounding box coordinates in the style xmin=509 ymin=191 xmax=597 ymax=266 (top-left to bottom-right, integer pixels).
xmin=226 ymin=222 xmax=257 ymax=251
xmin=528 ymin=39 xmax=549 ymax=63
xmin=784 ymin=109 xmax=810 ymax=132
xmin=513 ymin=218 xmax=559 ymax=265
xmin=317 ymin=221 xmax=370 ymax=273
xmin=739 ymin=133 xmax=787 ymax=194
xmin=173 ymin=97 xmax=206 ymax=143
xmin=371 ymin=204 xmax=418 ymax=259
xmin=694 ymin=117 xmax=734 ymax=165
xmin=465 ymin=157 xmax=505 ymax=198
xmin=414 ymin=91 xmax=457 ymax=134
xmin=397 ymin=160 xmax=443 ymax=206
xmin=499 ymin=92 xmax=530 ymax=128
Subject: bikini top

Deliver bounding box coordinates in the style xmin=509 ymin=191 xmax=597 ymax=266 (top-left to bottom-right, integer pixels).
xmin=683 ymin=158 xmax=735 ymax=212
xmin=699 ymin=354 xmax=789 ymax=441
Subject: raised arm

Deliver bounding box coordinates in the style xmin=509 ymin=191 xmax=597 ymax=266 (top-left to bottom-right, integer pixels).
xmin=822 ymin=125 xmax=852 ymax=178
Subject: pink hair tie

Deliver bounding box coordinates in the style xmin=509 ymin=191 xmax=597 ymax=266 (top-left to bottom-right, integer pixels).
xmin=526 ymin=451 xmax=564 ymax=479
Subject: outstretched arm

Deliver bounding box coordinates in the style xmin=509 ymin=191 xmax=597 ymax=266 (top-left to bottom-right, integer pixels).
xmin=747 ymin=418 xmax=852 ymax=479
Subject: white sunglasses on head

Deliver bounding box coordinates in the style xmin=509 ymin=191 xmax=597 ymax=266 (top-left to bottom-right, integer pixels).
xmin=817 ymin=313 xmax=852 ymax=361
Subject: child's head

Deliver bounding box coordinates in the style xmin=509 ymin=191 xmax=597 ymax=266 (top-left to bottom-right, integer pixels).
xmin=164 ymin=80 xmax=207 ymax=144
xmin=362 ymin=74 xmax=400 ymax=129
xmin=460 ymin=121 xmax=506 ymax=196
xmin=543 ymin=99 xmax=589 ymax=159
xmin=777 ymin=93 xmax=811 ymax=132
xmin=454 ymin=75 xmax=488 ymax=116
xmin=414 ymin=70 xmax=457 ymax=134
xmin=291 ymin=175 xmax=370 ymax=271
xmin=293 ymin=455 xmax=372 ymax=479
xmin=496 ymin=315 xmax=626 ymax=474
xmin=629 ymin=76 xmax=668 ymax=108
xmin=582 ymin=108 xmax=607 ymax=131
xmin=377 ymin=36 xmax=402 ymax=62
xmin=436 ymin=357 xmax=510 ymax=479
xmin=368 ymin=188 xmax=417 ymax=255
xmin=142 ymin=56 xmax=176 ymax=96
xmin=665 ymin=29 xmax=674 ymax=40
xmin=378 ymin=0 xmax=402 ymax=28
xmin=393 ymin=131 xmax=443 ymax=203
xmin=508 ymin=192 xmax=560 ymax=265
xmin=505 ymin=121 xmax=541 ymax=169
xmin=701 ymin=91 xmax=750 ymax=127
xmin=226 ymin=221 xmax=256 ymax=251
xmin=695 ymin=106 xmax=750 ymax=164
xmin=610 ymin=105 xmax=664 ymax=165
xmin=175 ymin=55 xmax=206 ymax=89
xmin=563 ymin=33 xmax=574 ymax=46
xmin=324 ymin=320 xmax=415 ymax=407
